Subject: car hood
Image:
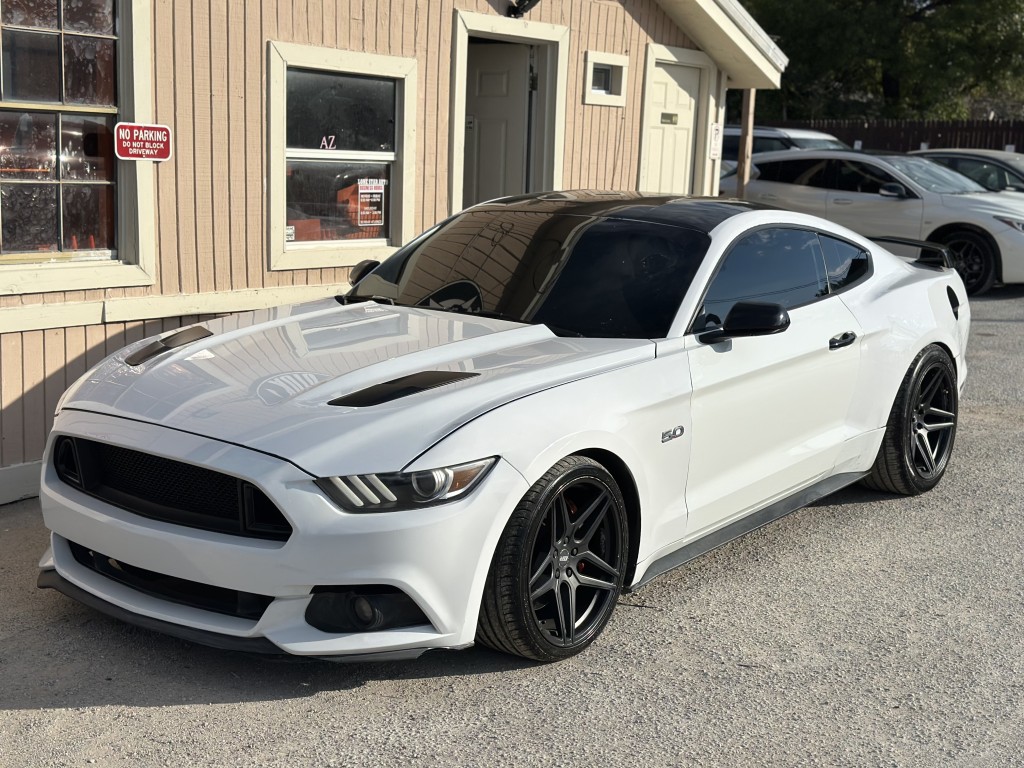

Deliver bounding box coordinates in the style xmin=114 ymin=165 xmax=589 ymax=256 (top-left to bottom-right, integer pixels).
xmin=62 ymin=299 xmax=654 ymax=476
xmin=939 ymin=191 xmax=1024 ymax=218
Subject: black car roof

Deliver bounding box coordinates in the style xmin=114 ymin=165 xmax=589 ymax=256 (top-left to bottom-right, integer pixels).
xmin=470 ymin=191 xmax=762 ymax=234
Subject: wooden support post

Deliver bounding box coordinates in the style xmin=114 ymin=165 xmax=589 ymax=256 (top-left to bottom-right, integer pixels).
xmin=736 ymin=89 xmax=756 ymax=199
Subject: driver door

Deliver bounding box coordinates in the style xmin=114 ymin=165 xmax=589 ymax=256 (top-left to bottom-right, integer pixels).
xmin=683 ymin=227 xmax=863 ymax=540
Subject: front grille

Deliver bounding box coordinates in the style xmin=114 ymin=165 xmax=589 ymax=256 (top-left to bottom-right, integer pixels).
xmin=68 ymin=540 xmax=273 ymax=621
xmin=53 ymin=436 xmax=292 ymax=541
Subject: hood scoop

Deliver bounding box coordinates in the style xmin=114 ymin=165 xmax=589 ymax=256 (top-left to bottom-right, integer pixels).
xmin=328 ymin=371 xmax=479 ymax=408
xmin=125 ymin=325 xmax=213 ymax=366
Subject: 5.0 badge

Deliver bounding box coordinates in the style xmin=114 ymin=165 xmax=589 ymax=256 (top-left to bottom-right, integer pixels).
xmin=661 ymin=425 xmax=685 ymax=443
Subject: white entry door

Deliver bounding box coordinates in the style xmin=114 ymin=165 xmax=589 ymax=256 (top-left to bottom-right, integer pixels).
xmin=642 ymin=62 xmax=700 ymax=193
xmin=463 ymin=43 xmax=530 ymax=207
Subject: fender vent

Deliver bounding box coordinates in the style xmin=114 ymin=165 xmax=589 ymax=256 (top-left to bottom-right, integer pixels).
xmin=947 ymin=286 xmax=960 ymax=319
xmin=329 ymin=371 xmax=479 ymax=407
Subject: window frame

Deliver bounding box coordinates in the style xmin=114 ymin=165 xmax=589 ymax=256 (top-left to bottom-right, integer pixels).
xmin=583 ymin=50 xmax=628 ymax=108
xmin=267 ymin=42 xmax=417 ymax=271
xmin=0 ymin=0 xmax=155 ymax=296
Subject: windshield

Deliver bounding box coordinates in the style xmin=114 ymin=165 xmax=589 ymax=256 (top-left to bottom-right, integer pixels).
xmin=884 ymin=155 xmax=988 ymax=194
xmin=349 ymin=210 xmax=711 ymax=338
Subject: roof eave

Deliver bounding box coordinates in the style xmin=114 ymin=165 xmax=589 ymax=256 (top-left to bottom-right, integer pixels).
xmin=655 ymin=0 xmax=788 ymax=89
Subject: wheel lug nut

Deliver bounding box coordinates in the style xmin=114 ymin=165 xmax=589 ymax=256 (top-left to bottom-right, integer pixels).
xmin=571 ymin=548 xmax=577 ymax=555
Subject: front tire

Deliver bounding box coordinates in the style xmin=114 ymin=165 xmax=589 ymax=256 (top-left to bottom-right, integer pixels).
xmin=862 ymin=345 xmax=958 ymax=495
xmin=939 ymin=229 xmax=996 ymax=296
xmin=476 ymin=455 xmax=628 ymax=661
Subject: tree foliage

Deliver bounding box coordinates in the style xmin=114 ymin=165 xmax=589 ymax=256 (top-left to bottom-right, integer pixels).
xmin=741 ymin=0 xmax=1024 ymax=120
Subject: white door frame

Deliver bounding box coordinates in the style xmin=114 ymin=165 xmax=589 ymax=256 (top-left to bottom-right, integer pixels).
xmin=450 ymin=10 xmax=569 ymax=214
xmin=639 ymin=44 xmax=722 ymax=196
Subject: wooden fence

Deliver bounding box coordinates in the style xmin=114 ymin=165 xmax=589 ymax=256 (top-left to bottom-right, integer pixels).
xmin=774 ymin=120 xmax=1024 ymax=153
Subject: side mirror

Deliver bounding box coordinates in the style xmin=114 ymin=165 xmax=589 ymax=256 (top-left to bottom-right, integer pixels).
xmin=879 ymin=182 xmax=906 ymax=198
xmin=698 ymin=301 xmax=791 ymax=344
xmin=349 ymin=259 xmax=380 ymax=285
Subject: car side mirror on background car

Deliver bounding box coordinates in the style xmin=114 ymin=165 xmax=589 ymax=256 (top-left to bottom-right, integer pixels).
xmin=349 ymin=259 xmax=381 ymax=285
xmin=698 ymin=301 xmax=791 ymax=345
xmin=879 ymin=182 xmax=907 ymax=198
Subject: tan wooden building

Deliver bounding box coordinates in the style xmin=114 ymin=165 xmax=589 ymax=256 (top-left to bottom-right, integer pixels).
xmin=0 ymin=0 xmax=785 ymax=503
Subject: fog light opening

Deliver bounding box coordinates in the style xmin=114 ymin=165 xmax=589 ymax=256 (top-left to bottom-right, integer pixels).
xmin=305 ymin=586 xmax=431 ymax=634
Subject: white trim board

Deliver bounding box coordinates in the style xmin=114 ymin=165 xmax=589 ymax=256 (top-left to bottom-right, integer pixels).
xmin=0 ymin=282 xmax=351 ymax=334
xmin=0 ymin=462 xmax=41 ymax=506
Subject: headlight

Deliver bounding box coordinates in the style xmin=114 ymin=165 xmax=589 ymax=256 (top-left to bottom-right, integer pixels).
xmin=995 ymin=216 xmax=1024 ymax=232
xmin=316 ymin=457 xmax=496 ymax=512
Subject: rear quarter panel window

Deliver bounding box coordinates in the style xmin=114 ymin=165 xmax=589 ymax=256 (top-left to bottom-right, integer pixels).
xmin=819 ymin=234 xmax=870 ymax=291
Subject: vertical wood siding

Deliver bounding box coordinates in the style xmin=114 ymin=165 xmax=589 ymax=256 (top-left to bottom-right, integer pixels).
xmin=0 ymin=0 xmax=698 ymax=471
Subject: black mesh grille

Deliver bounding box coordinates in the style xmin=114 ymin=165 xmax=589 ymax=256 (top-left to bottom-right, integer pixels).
xmin=53 ymin=436 xmax=291 ymax=541
xmin=96 ymin=442 xmax=240 ymax=522
xmin=68 ymin=540 xmax=273 ymax=621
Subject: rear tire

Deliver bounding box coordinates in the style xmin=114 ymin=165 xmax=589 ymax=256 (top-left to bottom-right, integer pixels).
xmin=476 ymin=455 xmax=627 ymax=661
xmin=862 ymin=345 xmax=958 ymax=496
xmin=939 ymin=229 xmax=996 ymax=296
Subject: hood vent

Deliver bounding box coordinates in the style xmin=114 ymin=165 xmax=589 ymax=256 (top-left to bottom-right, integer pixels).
xmin=329 ymin=371 xmax=479 ymax=407
xmin=124 ymin=325 xmax=213 ymax=366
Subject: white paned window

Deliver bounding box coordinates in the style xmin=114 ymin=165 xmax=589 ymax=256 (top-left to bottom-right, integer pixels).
xmin=268 ymin=43 xmax=417 ymax=271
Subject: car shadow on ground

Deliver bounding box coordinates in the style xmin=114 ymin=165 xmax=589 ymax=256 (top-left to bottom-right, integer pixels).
xmin=1 ymin=600 xmax=542 ymax=712
xmin=0 ymin=499 xmax=542 ymax=713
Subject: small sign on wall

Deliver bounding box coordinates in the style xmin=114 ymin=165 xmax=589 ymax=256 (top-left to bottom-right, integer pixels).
xmin=357 ymin=179 xmax=386 ymax=227
xmin=114 ymin=122 xmax=173 ymax=161
xmin=709 ymin=122 xmax=722 ymax=160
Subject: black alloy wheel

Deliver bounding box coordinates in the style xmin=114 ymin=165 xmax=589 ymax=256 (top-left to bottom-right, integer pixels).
xmin=477 ymin=456 xmax=628 ymax=661
xmin=940 ymin=229 xmax=996 ymax=296
xmin=863 ymin=345 xmax=958 ymax=495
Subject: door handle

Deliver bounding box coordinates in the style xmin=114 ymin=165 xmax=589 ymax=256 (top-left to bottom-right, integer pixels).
xmin=829 ymin=331 xmax=857 ymax=350
xmin=832 ymin=198 xmax=853 ymax=205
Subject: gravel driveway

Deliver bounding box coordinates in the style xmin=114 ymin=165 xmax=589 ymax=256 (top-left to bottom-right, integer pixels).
xmin=2 ymin=287 xmax=1022 ymax=767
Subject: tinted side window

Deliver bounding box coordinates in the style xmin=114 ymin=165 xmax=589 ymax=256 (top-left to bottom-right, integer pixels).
xmin=752 ymin=137 xmax=789 ymax=153
xmin=819 ymin=235 xmax=869 ymax=291
xmin=833 ymin=160 xmax=897 ymax=194
xmin=698 ymin=228 xmax=828 ymax=330
xmin=953 ymin=158 xmax=1006 ymax=191
xmin=755 ymin=158 xmax=830 ymax=187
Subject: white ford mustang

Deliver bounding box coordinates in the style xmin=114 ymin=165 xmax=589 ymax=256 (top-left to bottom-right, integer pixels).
xmin=38 ymin=192 xmax=970 ymax=662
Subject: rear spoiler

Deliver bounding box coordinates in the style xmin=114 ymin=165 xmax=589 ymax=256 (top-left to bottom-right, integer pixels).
xmin=869 ymin=236 xmax=953 ymax=268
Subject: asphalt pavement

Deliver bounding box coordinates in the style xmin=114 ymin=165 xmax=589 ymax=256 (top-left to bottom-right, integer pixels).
xmin=1 ymin=287 xmax=1022 ymax=767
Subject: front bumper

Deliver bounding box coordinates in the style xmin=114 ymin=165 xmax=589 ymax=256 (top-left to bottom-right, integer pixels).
xmin=39 ymin=410 xmax=529 ymax=657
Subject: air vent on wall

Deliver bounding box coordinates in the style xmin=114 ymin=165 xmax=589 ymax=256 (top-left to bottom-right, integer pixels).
xmin=328 ymin=371 xmax=479 ymax=408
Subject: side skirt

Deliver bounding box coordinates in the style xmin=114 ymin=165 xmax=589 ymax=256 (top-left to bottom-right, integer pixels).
xmin=625 ymin=471 xmax=868 ymax=592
